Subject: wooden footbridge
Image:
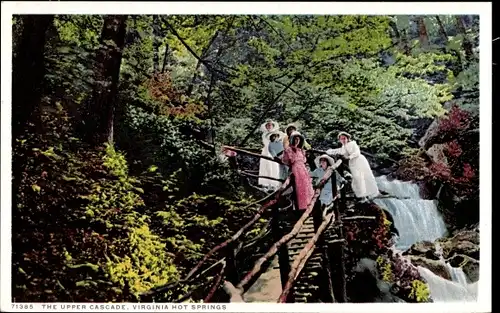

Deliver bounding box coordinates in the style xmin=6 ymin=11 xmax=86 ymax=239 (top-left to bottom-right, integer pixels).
xmin=141 ymin=146 xmax=366 ymax=303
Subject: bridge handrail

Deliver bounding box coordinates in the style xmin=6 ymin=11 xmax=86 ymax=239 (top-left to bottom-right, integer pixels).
xmin=232 ymin=165 xmax=344 ymax=295
xmin=278 ymin=209 xmax=336 ymax=302
xmin=141 ymin=145 xmax=350 ymax=302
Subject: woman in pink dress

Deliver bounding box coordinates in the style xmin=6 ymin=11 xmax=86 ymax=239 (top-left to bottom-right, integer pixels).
xmin=282 ymin=131 xmax=314 ymax=210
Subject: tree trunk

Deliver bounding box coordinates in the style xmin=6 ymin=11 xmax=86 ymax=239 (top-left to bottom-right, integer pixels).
xmin=11 ymin=15 xmax=53 ymax=244
xmin=415 ymin=16 xmax=429 ymax=48
xmin=185 ymin=31 xmax=220 ymax=97
xmin=389 ymin=19 xmax=411 ymax=56
xmin=152 ymin=15 xmax=160 ymax=74
xmin=87 ymin=15 xmax=127 ymax=146
xmin=12 ymin=15 xmax=54 ymax=139
xmin=455 ymin=15 xmax=474 ymax=62
xmin=435 ymin=16 xmax=463 ymax=74
xmin=435 ymin=16 xmax=448 ymax=43
xmin=161 ymin=43 xmax=171 ymax=73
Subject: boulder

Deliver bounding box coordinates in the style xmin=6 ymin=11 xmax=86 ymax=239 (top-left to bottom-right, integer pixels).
xmin=447 ymin=254 xmax=480 ymax=283
xmin=462 ymin=259 xmax=480 ymax=283
xmin=408 ymin=117 xmax=434 ymax=145
xmin=418 ymin=119 xmax=441 ymax=149
xmin=450 ymin=230 xmax=479 ymax=245
xmin=425 ymin=143 xmax=449 ymax=165
xmin=403 ymin=241 xmax=440 ymax=260
xmin=403 ymin=225 xmax=480 ymax=284
xmin=437 ymin=185 xmax=480 ymax=231
xmin=441 ymin=240 xmax=479 ymax=260
xmin=405 ymin=255 xmax=451 ymax=280
xmin=437 ymin=228 xmax=480 ymax=260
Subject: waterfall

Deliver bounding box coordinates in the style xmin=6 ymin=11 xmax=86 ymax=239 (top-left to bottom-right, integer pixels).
xmin=373 ymin=175 xmax=448 ymax=251
xmin=372 ymin=176 xmax=478 ymax=302
xmin=445 ymin=263 xmax=469 ymax=286
xmin=417 ymin=266 xmax=477 ymax=302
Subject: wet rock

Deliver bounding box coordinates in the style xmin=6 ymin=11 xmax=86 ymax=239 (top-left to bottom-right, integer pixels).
xmin=436 ymin=228 xmax=480 ymax=260
xmin=447 ymin=254 xmax=479 ymax=283
xmin=405 ymin=255 xmax=451 ymax=280
xmin=443 ymin=240 xmax=479 ymax=260
xmin=462 ymin=259 xmax=480 ymax=283
xmin=450 ymin=230 xmax=479 ymax=245
xmin=404 ymin=227 xmax=480 ymax=285
xmin=403 ymin=241 xmax=439 ymax=260
xmin=376 ymin=167 xmax=396 ymax=176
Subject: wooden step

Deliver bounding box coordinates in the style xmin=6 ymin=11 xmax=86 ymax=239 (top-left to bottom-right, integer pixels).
xmin=288 ymin=248 xmax=318 ymax=256
xmin=289 ymin=238 xmax=314 ymax=245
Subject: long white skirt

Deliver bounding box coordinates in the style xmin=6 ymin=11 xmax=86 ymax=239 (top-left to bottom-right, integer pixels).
xmin=349 ymin=154 xmax=379 ymax=198
xmin=258 ymin=146 xmax=281 ymax=189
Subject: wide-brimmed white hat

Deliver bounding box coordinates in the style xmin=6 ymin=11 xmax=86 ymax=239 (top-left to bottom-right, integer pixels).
xmin=289 ymin=131 xmax=305 ymax=148
xmin=337 ymin=131 xmax=352 ymax=140
xmin=314 ymin=154 xmax=335 ymax=168
xmin=260 ymin=119 xmax=280 ymax=133
xmin=285 ymin=122 xmax=301 ymax=134
xmin=265 ymin=130 xmax=285 ymax=141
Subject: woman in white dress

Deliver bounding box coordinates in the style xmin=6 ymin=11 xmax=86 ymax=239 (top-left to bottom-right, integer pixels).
xmin=326 ymin=131 xmax=379 ymax=202
xmin=258 ymin=120 xmax=282 ymax=190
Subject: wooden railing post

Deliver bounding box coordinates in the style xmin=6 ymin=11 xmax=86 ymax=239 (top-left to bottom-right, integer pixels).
xmin=272 ymin=202 xmax=293 ymax=301
xmin=336 ymin=227 xmax=348 ymax=302
xmin=312 ymin=200 xmax=322 ymax=232
xmin=328 ymin=205 xmax=348 ymax=303
xmin=321 ymin=240 xmax=336 ymax=303
xmin=312 ymin=200 xmax=335 ymax=302
xmin=331 ymin=171 xmax=340 ymax=220
xmin=225 ymin=243 xmax=239 ymax=285
xmin=340 ymin=185 xmax=347 ymax=214
xmin=337 ymin=164 xmax=348 ymax=302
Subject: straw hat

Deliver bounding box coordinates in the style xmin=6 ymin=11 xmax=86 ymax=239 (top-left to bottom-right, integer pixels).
xmin=314 ymin=154 xmax=336 ymax=168
xmin=260 ymin=119 xmax=280 ymax=133
xmin=337 ymin=131 xmax=352 ymax=140
xmin=289 ymin=131 xmax=305 ymax=148
xmin=265 ymin=130 xmax=285 ymax=142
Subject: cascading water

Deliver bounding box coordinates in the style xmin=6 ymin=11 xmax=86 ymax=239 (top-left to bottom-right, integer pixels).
xmin=417 ymin=266 xmax=477 ymax=302
xmin=373 ymin=176 xmax=448 ymax=251
xmin=372 ymin=176 xmax=478 ymax=302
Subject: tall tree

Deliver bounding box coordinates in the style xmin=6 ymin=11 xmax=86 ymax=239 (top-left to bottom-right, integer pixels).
xmin=454 ymin=15 xmax=474 ymax=62
xmin=152 ymin=15 xmax=161 ymax=74
xmin=415 ymin=16 xmax=429 ymax=48
xmin=390 ymin=17 xmax=411 ymax=55
xmin=435 ymin=15 xmax=449 ymax=44
xmin=12 ymin=15 xmax=54 ymax=139
xmin=86 ymin=15 xmax=128 ymax=145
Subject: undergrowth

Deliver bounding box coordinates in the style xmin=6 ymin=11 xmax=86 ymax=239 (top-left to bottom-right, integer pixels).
xmin=12 ymin=107 xmax=262 ymax=302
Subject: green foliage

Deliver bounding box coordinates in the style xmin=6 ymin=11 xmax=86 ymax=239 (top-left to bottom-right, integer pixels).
xmin=45 ymin=15 xmax=103 ymax=104
xmin=153 ymin=192 xmax=259 ymax=263
xmin=76 ymin=143 xmax=180 ymax=299
xmin=409 ymin=279 xmax=431 ymax=302
xmin=449 ymin=60 xmax=479 ymax=115
xmin=303 ymin=54 xmax=450 ymax=158
xmin=376 ymin=256 xmax=394 ymax=282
